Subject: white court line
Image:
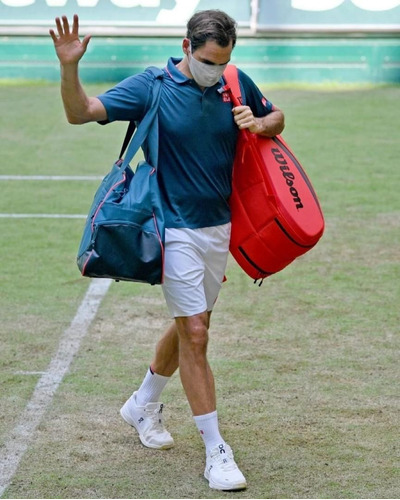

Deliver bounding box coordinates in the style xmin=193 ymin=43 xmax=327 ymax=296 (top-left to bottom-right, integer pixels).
xmin=0 ymin=214 xmax=87 ymax=219
xmin=0 ymin=278 xmax=112 ymax=497
xmin=0 ymin=175 xmax=103 ymax=181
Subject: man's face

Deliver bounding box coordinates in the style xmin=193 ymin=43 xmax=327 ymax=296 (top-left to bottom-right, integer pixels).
xmin=190 ymin=39 xmax=233 ymax=67
xmin=183 ymin=38 xmax=233 ymax=87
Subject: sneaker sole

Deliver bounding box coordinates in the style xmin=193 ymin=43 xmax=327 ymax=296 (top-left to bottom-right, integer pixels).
xmin=120 ymin=405 xmax=174 ymax=450
xmin=204 ymin=469 xmax=247 ymax=491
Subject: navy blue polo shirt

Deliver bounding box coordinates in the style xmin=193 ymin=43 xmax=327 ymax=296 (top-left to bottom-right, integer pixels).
xmin=97 ymin=57 xmax=275 ymax=229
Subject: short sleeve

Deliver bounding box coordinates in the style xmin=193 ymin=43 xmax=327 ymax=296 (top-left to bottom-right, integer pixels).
xmin=96 ymin=70 xmax=154 ymax=124
xmin=238 ymin=68 xmax=275 ymax=117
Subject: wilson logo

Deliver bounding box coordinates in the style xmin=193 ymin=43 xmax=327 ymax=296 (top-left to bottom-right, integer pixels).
xmin=271 ymin=148 xmax=304 ymax=210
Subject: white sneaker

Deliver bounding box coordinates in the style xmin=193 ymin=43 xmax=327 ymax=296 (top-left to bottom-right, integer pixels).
xmin=205 ymin=443 xmax=247 ymax=490
xmin=120 ymin=392 xmax=174 ymax=450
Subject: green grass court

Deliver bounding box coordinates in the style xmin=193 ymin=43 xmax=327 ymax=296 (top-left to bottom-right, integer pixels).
xmin=0 ymin=82 xmax=399 ymax=498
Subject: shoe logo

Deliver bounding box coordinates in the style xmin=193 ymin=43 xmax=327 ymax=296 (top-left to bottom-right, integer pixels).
xmin=219 ymin=444 xmax=226 ymax=454
xmin=159 ymin=404 xmax=164 ymax=414
xmin=138 ymin=417 xmax=144 ymax=424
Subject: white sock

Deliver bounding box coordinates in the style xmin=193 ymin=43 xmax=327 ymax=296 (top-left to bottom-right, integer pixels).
xmin=135 ymin=367 xmax=170 ymax=406
xmin=193 ymin=410 xmax=225 ymax=454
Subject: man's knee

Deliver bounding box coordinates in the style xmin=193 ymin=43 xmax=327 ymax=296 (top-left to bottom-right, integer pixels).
xmin=176 ymin=313 xmax=209 ymax=351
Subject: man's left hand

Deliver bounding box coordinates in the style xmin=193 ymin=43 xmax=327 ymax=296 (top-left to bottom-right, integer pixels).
xmin=232 ymin=106 xmax=260 ymax=134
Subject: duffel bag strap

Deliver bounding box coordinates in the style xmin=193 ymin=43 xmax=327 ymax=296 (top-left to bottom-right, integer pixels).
xmin=120 ymin=67 xmax=164 ymax=171
xmin=118 ymin=121 xmax=136 ymax=161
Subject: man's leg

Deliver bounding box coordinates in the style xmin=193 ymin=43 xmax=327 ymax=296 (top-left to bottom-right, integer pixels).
xmin=150 ymin=321 xmax=180 ymax=377
xmin=174 ymin=311 xmax=215 ymax=416
xmin=147 ymin=309 xmax=213 ymax=407
xmin=119 ymin=323 xmax=179 ymax=450
xmin=124 ymin=318 xmax=181 ymax=411
xmin=139 ymin=310 xmax=214 ymax=413
xmin=174 ymin=311 xmax=246 ymax=491
xmin=149 ymin=311 xmax=225 ymax=447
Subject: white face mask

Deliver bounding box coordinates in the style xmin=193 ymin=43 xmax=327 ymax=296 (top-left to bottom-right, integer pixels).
xmin=187 ymin=45 xmax=227 ymax=87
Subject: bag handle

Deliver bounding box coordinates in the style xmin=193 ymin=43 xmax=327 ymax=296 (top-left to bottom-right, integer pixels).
xmin=223 ymin=64 xmax=243 ymax=108
xmin=223 ymin=64 xmax=255 ymax=144
xmin=119 ymin=67 xmax=164 ymax=170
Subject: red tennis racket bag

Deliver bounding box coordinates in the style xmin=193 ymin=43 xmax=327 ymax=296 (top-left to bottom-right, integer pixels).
xmin=224 ymin=65 xmax=324 ymax=283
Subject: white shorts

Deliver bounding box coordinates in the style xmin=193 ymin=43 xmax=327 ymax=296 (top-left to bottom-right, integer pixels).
xmin=161 ymin=223 xmax=231 ymax=318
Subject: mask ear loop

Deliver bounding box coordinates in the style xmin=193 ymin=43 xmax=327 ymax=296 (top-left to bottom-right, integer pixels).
xmin=187 ymin=41 xmax=193 ymax=58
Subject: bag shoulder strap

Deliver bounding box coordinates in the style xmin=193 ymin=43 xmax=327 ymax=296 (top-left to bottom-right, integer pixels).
xmin=118 ymin=121 xmax=136 ymax=160
xmin=119 ymin=66 xmax=164 ymax=169
xmin=223 ymin=64 xmax=243 ymax=107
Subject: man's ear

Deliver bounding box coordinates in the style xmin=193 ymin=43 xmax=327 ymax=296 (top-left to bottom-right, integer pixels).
xmin=182 ymin=38 xmax=190 ymax=55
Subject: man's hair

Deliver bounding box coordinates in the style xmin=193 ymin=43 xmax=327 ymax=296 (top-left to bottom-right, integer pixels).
xmin=186 ymin=10 xmax=237 ymax=52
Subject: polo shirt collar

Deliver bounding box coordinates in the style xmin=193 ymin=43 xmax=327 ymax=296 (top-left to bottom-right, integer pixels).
xmin=166 ymin=57 xmax=190 ymax=84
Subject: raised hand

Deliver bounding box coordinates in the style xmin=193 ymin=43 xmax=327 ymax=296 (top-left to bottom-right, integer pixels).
xmin=49 ymin=14 xmax=91 ymax=66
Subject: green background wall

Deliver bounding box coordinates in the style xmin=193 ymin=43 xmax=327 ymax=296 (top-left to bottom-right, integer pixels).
xmin=0 ymin=0 xmax=399 ymax=83
xmin=1 ymin=36 xmax=399 ymax=84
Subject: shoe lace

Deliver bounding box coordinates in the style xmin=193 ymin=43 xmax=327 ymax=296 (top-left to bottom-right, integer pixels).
xmin=144 ymin=403 xmax=166 ymax=432
xmin=210 ymin=446 xmax=237 ymax=472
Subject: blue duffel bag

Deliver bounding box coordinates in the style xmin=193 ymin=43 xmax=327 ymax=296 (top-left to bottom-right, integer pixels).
xmin=77 ymin=67 xmax=165 ymax=285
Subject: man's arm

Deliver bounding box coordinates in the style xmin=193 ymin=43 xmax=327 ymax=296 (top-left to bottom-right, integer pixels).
xmin=232 ymin=105 xmax=285 ymax=138
xmin=49 ymin=15 xmax=107 ymax=124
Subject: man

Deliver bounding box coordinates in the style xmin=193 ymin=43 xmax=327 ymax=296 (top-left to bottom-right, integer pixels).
xmin=50 ymin=10 xmax=284 ymax=491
